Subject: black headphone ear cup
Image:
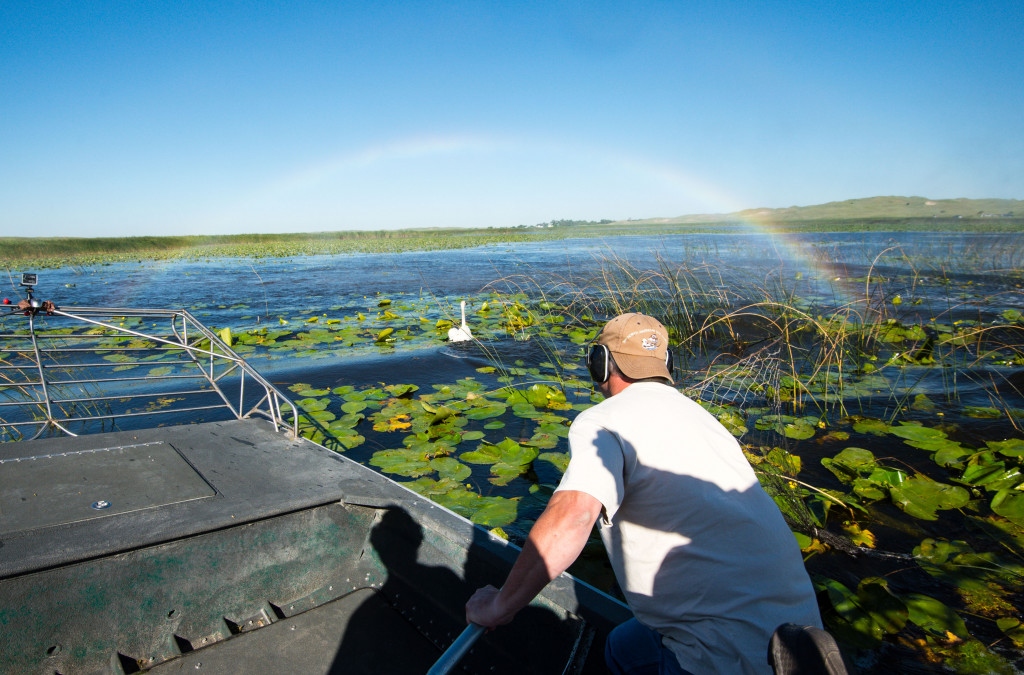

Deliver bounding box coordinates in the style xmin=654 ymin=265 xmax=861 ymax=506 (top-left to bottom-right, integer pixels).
xmin=666 ymin=348 xmax=674 ymax=377
xmin=587 ymin=344 xmax=610 ymax=383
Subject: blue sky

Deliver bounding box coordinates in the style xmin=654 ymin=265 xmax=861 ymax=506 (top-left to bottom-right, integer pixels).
xmin=2 ymin=1 xmax=1022 ymax=237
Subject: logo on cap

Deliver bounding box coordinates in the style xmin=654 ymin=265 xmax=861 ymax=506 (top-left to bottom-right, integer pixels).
xmin=641 ymin=335 xmax=659 ymax=351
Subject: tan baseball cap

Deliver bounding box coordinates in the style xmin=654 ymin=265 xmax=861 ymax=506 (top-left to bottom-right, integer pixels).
xmin=597 ymin=313 xmax=673 ymax=382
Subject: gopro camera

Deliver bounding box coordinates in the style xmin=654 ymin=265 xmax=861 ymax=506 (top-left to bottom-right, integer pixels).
xmin=21 ymin=273 xmax=37 ymax=287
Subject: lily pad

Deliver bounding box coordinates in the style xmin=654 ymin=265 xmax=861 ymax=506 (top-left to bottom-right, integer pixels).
xmin=403 ymin=476 xmax=464 ymax=498
xmin=461 ymin=438 xmax=539 ymax=486
xmin=965 ymin=407 xmax=1002 ymax=419
xmin=852 ymin=418 xmax=889 ymax=436
xmin=991 ymin=488 xmax=1024 ymax=526
xmin=933 ymin=441 xmax=975 ymax=467
xmin=764 ymin=447 xmax=802 ymax=477
xmin=489 ymin=462 xmax=530 ymax=486
xmin=537 ymin=451 xmax=569 ymax=473
xmin=308 ymin=409 xmax=336 ymax=423
xmin=341 ymin=400 xmax=370 ymax=414
xmin=421 ymin=401 xmax=458 ymax=425
xmin=384 ymin=383 xmax=419 ymax=397
xmin=461 ymin=440 xmax=505 ymax=464
xmin=296 ymin=397 xmax=329 ymax=412
xmin=506 ymin=384 xmax=567 ymax=409
xmin=332 ymin=432 xmax=365 ymax=450
xmin=890 ymin=475 xmax=970 ymax=520
xmin=369 ymin=448 xmax=432 ymax=477
xmin=817 ymin=576 xmax=908 ymax=648
xmin=959 ymin=453 xmax=1021 ymax=490
xmin=430 ymin=457 xmax=471 ymax=481
xmin=717 ymin=410 xmax=747 ymax=437
xmin=911 ymin=394 xmax=937 ymax=411
xmin=294 ymin=386 xmax=331 ymax=397
xmin=988 ymin=438 xmax=1024 ymax=458
xmin=996 ymin=617 xmax=1024 ymax=647
xmin=888 ymin=422 xmax=947 ymax=445
xmin=822 ymin=447 xmax=877 ymax=482
xmin=523 ymin=432 xmax=559 ymax=449
xmin=904 ymin=593 xmax=969 ymax=639
xmin=403 ymin=478 xmax=519 ymax=527
xmin=536 ymin=421 xmax=569 ymax=438
xmin=757 ymin=414 xmax=817 ymax=440
xmin=470 ymin=498 xmax=519 ymax=527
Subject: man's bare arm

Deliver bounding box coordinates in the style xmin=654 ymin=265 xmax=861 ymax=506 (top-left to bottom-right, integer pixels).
xmin=465 ymin=490 xmax=603 ymax=628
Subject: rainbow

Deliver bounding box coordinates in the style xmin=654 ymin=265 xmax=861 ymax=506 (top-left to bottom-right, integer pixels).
xmin=208 ymin=133 xmax=857 ymax=302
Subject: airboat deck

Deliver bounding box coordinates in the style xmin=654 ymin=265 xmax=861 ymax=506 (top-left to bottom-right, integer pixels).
xmin=0 ymin=418 xmax=376 ymax=578
xmin=0 ymin=289 xmax=630 ymax=674
xmin=0 ymin=418 xmax=440 ymax=673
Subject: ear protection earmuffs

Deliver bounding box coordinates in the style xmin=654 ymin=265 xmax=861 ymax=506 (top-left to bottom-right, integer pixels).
xmin=587 ymin=343 xmax=613 ymax=383
xmin=587 ymin=343 xmax=674 ymax=383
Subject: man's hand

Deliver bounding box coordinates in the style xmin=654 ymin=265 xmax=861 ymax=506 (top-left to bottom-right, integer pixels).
xmin=463 ymin=490 xmax=602 ymax=632
xmin=465 ymin=584 xmax=516 ymax=629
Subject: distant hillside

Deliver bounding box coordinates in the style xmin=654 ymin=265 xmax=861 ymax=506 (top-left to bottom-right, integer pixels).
xmin=624 ymin=196 xmax=1023 ymax=225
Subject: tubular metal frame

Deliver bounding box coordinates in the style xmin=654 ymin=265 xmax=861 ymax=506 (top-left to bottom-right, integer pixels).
xmin=0 ymin=304 xmax=298 ymax=441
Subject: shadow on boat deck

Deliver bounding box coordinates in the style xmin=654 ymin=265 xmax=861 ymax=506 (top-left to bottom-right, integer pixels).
xmin=143 ymin=508 xmax=588 ymax=674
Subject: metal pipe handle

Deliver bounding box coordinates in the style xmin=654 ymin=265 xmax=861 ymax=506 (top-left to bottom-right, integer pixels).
xmin=427 ymin=623 xmax=486 ymax=675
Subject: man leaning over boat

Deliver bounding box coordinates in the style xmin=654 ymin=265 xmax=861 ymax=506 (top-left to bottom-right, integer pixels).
xmin=466 ymin=313 xmax=831 ymax=675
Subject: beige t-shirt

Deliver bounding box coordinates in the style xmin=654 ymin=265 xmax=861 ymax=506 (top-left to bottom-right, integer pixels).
xmin=556 ymin=382 xmax=821 ymax=675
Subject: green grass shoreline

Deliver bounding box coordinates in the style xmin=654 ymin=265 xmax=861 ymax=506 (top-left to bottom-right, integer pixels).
xmin=4 ymin=216 xmax=1023 ymax=270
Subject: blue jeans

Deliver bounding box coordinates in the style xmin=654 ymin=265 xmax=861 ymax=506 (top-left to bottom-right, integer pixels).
xmin=605 ymin=618 xmax=693 ymax=675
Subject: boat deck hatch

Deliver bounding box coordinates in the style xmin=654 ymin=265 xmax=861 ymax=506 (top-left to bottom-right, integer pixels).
xmin=0 ymin=441 xmax=215 ymax=534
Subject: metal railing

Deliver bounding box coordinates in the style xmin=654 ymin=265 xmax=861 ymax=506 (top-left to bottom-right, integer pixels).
xmin=0 ymin=303 xmax=298 ymax=442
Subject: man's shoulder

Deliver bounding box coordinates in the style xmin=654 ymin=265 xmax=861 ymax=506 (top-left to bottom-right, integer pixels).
xmin=573 ymin=383 xmax=684 ymax=423
xmin=611 ymin=381 xmax=685 ymax=407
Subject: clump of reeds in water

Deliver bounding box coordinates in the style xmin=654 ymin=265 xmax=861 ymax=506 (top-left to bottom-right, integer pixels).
xmin=484 ymin=241 xmax=1024 ymax=525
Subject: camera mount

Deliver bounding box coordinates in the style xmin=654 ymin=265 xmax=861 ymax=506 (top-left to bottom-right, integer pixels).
xmin=3 ymin=272 xmax=55 ymax=315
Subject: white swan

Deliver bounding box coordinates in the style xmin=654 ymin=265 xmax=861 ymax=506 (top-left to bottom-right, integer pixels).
xmin=447 ymin=300 xmax=473 ymax=342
